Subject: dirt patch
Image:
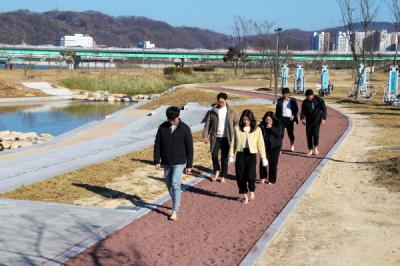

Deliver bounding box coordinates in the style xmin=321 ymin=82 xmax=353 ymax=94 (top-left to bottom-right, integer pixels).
xmin=373 ymin=157 xmax=400 ymax=192
xmin=0 ymin=81 xmax=48 ymax=98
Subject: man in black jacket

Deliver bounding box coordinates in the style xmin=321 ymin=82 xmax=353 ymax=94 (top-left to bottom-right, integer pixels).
xmin=300 ymin=89 xmax=327 ymax=156
xmin=275 ymin=87 xmax=299 ymax=152
xmin=154 ymin=106 xmax=193 ymax=221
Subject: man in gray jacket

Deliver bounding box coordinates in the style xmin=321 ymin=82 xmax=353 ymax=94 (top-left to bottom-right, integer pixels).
xmin=202 ymin=92 xmax=238 ymax=183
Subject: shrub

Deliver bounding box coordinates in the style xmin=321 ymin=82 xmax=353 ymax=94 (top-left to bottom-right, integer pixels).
xmin=193 ymin=66 xmax=215 ymax=72
xmin=163 ymin=67 xmax=192 ymax=75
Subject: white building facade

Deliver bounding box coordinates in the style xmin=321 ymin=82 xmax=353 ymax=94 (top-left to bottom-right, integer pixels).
xmin=311 ymin=32 xmax=330 ymax=52
xmin=59 ymin=34 xmax=94 ymax=48
xmin=138 ymin=41 xmax=155 ymax=49
xmin=334 ymin=31 xmax=350 ymax=53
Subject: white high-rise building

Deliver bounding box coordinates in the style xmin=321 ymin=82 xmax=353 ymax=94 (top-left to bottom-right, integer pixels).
xmin=377 ymin=30 xmax=393 ymax=52
xmin=59 ymin=34 xmax=94 ymax=48
xmin=351 ymin=31 xmax=367 ymax=53
xmin=311 ymin=32 xmax=330 ymax=52
xmin=334 ymin=31 xmax=350 ymax=53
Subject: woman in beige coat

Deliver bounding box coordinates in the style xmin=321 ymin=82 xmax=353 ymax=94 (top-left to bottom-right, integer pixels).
xmin=229 ymin=109 xmax=268 ymax=204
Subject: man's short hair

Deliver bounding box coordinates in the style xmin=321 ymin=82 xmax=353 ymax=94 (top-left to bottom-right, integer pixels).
xmin=305 ymin=89 xmax=314 ymax=96
xmin=281 ymin=87 xmax=290 ymax=94
xmin=217 ymin=92 xmax=228 ymax=100
xmin=166 ymin=106 xmax=180 ymax=120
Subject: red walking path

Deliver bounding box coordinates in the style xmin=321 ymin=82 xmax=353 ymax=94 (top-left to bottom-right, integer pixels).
xmin=64 ymin=89 xmax=348 ymax=266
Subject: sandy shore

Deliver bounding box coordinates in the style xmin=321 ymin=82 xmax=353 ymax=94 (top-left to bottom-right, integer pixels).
xmin=254 ymin=103 xmax=400 ymax=266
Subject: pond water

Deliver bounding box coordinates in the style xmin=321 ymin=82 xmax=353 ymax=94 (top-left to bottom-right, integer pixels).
xmin=0 ymin=101 xmax=131 ymax=136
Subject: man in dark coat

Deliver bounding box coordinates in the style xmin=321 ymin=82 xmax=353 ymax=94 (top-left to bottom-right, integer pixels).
xmin=300 ymin=89 xmax=327 ymax=156
xmin=154 ymin=106 xmax=193 ymax=221
xmin=275 ymin=87 xmax=299 ymax=152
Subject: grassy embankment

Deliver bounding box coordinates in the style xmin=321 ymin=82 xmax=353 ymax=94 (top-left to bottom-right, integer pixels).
xmin=0 ymin=68 xmax=232 ymax=96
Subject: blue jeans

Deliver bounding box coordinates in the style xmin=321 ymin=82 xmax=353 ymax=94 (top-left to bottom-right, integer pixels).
xmin=163 ymin=164 xmax=185 ymax=212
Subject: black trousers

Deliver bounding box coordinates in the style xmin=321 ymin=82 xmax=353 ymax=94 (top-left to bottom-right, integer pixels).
xmin=282 ymin=117 xmax=295 ymax=143
xmin=212 ymin=137 xmax=230 ymax=177
xmin=235 ymin=148 xmax=257 ymax=194
xmin=259 ymin=146 xmax=281 ymax=184
xmin=306 ymin=122 xmax=321 ymax=150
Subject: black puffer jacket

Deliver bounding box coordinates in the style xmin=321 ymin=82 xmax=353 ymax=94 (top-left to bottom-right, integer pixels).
xmin=259 ymin=124 xmax=284 ymax=149
xmin=154 ymin=121 xmax=194 ymax=168
xmin=300 ymin=97 xmax=327 ymax=124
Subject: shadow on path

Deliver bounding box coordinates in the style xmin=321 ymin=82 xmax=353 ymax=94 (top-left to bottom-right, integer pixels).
xmin=72 ymin=183 xmax=170 ymax=217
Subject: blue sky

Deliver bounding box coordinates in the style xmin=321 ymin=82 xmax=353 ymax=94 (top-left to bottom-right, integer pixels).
xmin=0 ymin=0 xmax=393 ymax=34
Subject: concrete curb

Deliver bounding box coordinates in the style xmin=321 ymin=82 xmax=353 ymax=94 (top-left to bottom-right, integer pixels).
xmin=239 ymin=110 xmax=353 ymax=266
xmin=0 ymin=96 xmax=72 ymax=103
xmin=44 ymin=172 xmax=212 ymax=266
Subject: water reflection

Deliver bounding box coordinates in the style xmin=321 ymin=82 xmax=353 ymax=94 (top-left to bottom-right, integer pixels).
xmin=0 ymin=101 xmax=130 ymax=136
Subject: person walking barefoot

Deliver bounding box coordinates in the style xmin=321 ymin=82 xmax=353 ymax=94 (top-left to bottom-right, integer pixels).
xmin=259 ymin=111 xmax=283 ymax=184
xmin=202 ymin=92 xmax=238 ymax=183
xmin=275 ymin=87 xmax=299 ymax=152
xmin=154 ymin=106 xmax=194 ymax=221
xmin=300 ymin=89 xmax=327 ymax=156
xmin=229 ymin=109 xmax=268 ymax=204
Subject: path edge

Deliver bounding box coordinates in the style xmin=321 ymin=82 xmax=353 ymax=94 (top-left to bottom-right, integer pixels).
xmin=239 ymin=108 xmax=353 ymax=266
xmin=43 ymin=172 xmax=212 ymax=266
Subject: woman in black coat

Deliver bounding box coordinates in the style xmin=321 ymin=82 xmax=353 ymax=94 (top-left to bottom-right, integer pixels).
xmin=259 ymin=111 xmax=283 ymax=184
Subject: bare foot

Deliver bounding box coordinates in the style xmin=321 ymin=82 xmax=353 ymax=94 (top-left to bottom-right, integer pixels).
xmin=307 ymin=150 xmax=313 ymax=156
xmin=314 ymin=147 xmax=319 ymax=155
xmin=260 ymin=179 xmax=266 ymax=184
xmin=249 ymin=192 xmax=255 ymax=201
xmin=290 ymin=145 xmax=295 ymax=152
xmin=220 ymin=177 xmax=226 ymax=183
xmin=212 ymin=171 xmax=220 ymax=182
xmin=169 ymin=212 xmax=178 ymax=221
xmin=241 ymin=194 xmax=249 ymax=204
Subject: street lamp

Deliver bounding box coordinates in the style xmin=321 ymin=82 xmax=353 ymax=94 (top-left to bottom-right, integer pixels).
xmin=273 ymin=27 xmax=283 ymax=104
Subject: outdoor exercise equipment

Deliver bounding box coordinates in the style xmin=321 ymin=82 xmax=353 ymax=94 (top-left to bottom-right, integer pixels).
xmin=358 ymin=63 xmax=373 ymax=99
xmin=294 ymin=64 xmax=305 ymax=94
xmin=319 ymin=65 xmax=332 ymax=97
xmin=281 ymin=64 xmax=289 ymax=88
xmin=384 ymin=65 xmax=400 ymax=106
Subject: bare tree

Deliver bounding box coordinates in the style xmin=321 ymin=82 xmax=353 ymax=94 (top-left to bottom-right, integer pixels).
xmin=336 ymin=0 xmax=379 ymax=100
xmin=232 ymin=16 xmax=255 ymax=78
xmin=388 ymin=0 xmax=400 ymax=65
xmin=253 ymin=20 xmax=275 ymax=90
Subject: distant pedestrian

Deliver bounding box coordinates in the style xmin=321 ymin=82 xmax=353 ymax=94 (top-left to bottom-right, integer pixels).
xmin=275 ymin=87 xmax=299 ymax=152
xmin=229 ymin=109 xmax=268 ymax=204
xmin=259 ymin=111 xmax=283 ymax=184
xmin=154 ymin=106 xmax=194 ymax=221
xmin=300 ymin=89 xmax=327 ymax=156
xmin=202 ymin=92 xmax=238 ymax=183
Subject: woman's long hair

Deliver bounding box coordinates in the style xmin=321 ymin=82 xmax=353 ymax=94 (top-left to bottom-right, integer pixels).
xmin=259 ymin=111 xmax=280 ymax=128
xmin=239 ymin=109 xmax=257 ymax=133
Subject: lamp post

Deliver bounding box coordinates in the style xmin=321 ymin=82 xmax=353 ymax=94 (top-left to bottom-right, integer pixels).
xmin=273 ymin=27 xmax=282 ymax=104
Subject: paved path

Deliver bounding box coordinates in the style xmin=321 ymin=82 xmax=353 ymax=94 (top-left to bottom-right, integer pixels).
xmin=63 ymin=89 xmax=348 ymax=266
xmin=0 ymin=198 xmax=131 ymax=266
